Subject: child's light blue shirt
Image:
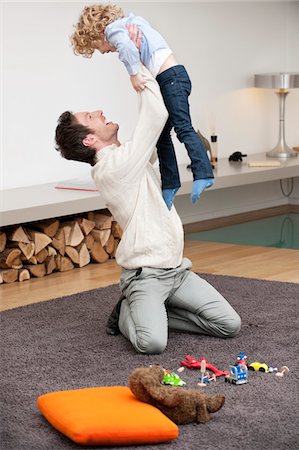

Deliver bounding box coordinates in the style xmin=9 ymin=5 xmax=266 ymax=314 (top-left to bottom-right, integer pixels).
xmin=105 ymin=13 xmax=170 ymax=76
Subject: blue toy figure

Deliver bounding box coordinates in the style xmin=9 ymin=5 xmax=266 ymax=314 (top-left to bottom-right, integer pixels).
xmin=236 ymin=351 xmax=248 ymax=366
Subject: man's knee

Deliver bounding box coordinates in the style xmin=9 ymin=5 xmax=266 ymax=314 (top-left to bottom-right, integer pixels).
xmin=135 ymin=333 xmax=167 ymax=355
xmin=224 ymin=313 xmax=241 ymax=338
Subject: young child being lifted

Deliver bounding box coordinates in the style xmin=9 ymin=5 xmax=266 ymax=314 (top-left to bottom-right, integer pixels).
xmin=71 ymin=3 xmax=214 ymax=209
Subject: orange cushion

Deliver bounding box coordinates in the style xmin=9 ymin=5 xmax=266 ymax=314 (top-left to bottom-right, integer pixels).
xmin=37 ymin=386 xmax=178 ymax=446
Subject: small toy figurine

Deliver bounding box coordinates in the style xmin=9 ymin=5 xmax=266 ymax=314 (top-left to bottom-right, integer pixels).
xmin=128 ymin=365 xmax=225 ymax=424
xmin=225 ymin=364 xmax=248 ymax=385
xmin=236 ymin=351 xmax=248 ymax=366
xmin=198 ymin=373 xmax=216 ymax=386
xmin=275 ymin=366 xmax=289 ymax=378
xmin=181 ymin=356 xmax=229 ymax=377
xmin=228 ymin=151 xmax=247 ymax=162
xmin=163 ymin=370 xmax=186 ymax=386
xmin=181 ymin=355 xmax=201 ymax=369
xmin=197 ymin=359 xmax=207 ymax=387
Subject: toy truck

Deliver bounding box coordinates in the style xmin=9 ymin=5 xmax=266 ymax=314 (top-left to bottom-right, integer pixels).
xmin=225 ymin=364 xmax=248 ymax=385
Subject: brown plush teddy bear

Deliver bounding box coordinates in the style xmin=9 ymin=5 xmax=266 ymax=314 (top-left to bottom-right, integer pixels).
xmin=128 ymin=365 xmax=225 ymax=425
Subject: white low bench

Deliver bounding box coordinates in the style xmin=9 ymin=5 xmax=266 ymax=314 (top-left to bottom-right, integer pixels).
xmin=1 ymin=152 xmax=298 ymax=227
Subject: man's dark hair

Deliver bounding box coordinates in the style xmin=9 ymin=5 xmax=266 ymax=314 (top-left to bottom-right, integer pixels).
xmin=55 ymin=111 xmax=97 ymax=166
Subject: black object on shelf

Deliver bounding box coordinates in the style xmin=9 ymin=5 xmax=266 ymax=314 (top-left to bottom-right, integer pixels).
xmin=229 ymin=151 xmax=247 ymax=162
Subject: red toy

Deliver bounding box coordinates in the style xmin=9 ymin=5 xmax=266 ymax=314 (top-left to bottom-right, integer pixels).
xmin=181 ymin=355 xmax=229 ymax=377
xmin=235 ymin=351 xmax=248 ymax=367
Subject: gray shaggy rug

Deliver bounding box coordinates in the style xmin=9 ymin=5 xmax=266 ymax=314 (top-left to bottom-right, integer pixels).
xmin=1 ymin=274 xmax=298 ymax=450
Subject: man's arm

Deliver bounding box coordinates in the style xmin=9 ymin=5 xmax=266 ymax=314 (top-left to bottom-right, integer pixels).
xmin=101 ymin=24 xmax=167 ymax=182
xmin=127 ymin=24 xmax=146 ymax=92
xmin=106 ymin=24 xmax=146 ymax=92
xmin=120 ymin=65 xmax=168 ymax=182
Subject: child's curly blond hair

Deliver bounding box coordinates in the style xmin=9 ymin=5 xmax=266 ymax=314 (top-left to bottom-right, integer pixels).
xmin=71 ymin=4 xmax=124 ymax=57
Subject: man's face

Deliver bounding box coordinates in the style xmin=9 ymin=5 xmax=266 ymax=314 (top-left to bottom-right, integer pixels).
xmin=75 ymin=110 xmax=119 ymax=147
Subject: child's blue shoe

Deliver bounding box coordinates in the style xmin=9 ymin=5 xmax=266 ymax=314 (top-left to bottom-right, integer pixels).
xmin=162 ymin=188 xmax=179 ymax=210
xmin=191 ymin=178 xmax=214 ymax=204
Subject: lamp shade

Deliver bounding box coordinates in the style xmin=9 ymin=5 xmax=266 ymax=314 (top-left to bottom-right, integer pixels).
xmin=253 ymin=72 xmax=298 ymax=158
xmin=254 ymin=72 xmax=299 ymax=90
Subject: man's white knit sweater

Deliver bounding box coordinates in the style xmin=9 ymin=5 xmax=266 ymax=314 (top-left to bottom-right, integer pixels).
xmin=91 ymin=66 xmax=184 ymax=270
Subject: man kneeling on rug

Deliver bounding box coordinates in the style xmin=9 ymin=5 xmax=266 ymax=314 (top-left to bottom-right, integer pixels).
xmin=55 ymin=60 xmax=241 ymax=355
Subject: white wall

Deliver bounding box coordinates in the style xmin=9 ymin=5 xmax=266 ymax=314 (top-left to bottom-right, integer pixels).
xmin=1 ymin=0 xmax=299 ymax=191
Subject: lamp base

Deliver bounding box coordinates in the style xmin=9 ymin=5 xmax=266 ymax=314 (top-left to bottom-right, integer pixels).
xmin=266 ymin=144 xmax=298 ymax=159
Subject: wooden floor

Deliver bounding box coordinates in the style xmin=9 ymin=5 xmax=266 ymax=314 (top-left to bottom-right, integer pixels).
xmin=1 ymin=240 xmax=298 ymax=312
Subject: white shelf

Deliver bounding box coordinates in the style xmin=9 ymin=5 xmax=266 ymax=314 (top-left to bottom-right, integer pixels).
xmin=1 ymin=152 xmax=298 ymax=227
xmin=179 ymin=151 xmax=299 ymax=194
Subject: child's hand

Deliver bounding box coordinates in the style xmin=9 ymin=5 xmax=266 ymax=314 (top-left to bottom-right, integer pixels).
xmin=127 ymin=23 xmax=142 ymax=49
xmin=130 ymin=73 xmax=146 ymax=92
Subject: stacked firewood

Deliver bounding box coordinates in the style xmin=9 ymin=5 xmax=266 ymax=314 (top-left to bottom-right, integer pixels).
xmin=0 ymin=209 xmax=122 ymax=283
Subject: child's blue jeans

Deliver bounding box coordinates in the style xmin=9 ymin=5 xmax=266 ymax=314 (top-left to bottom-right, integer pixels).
xmin=156 ymin=65 xmax=214 ymax=190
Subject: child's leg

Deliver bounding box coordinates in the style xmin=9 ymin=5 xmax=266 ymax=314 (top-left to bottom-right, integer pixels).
xmin=157 ymin=118 xmax=181 ymax=190
xmin=156 ymin=118 xmax=181 ymax=209
xmin=157 ymin=66 xmax=214 ymax=203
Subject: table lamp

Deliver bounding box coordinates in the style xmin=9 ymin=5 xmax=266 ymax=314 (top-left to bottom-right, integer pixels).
xmin=254 ymin=72 xmax=299 ymax=158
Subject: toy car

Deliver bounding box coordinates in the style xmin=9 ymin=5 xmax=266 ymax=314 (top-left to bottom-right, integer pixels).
xmin=248 ymin=362 xmax=269 ymax=372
